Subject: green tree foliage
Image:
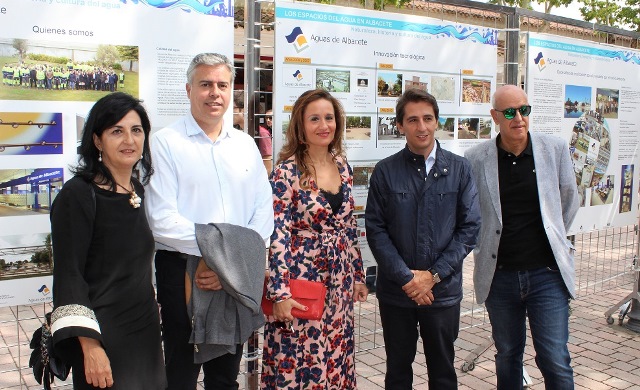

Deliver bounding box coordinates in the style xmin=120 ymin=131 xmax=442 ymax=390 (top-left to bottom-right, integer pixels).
xmin=27 ymin=53 xmax=69 ymax=64
xmin=360 ymin=0 xmax=411 ymax=11
xmin=618 ymin=0 xmax=640 ymax=31
xmin=12 ymin=39 xmax=28 ymax=62
xmin=579 ymin=0 xmax=620 ymax=25
xmin=579 ymin=0 xmax=639 ymax=30
xmin=489 ymin=0 xmax=531 ymax=8
xmin=488 ymin=0 xmax=573 ymax=13
xmin=116 ymin=45 xmax=139 ymax=71
xmin=96 ymin=44 xmax=120 ymax=68
xmin=31 ymin=250 xmax=50 ymax=265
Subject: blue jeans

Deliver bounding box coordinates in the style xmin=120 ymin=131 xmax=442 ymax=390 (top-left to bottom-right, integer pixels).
xmin=485 ymin=266 xmax=574 ymax=390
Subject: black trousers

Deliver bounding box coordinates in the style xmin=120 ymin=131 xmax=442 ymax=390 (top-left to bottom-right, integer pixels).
xmin=154 ymin=250 xmax=243 ymax=390
xmin=378 ymin=300 xmax=460 ymax=390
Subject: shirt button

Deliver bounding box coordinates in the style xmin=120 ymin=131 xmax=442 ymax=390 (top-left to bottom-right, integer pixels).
xmin=492 ymin=254 xmax=497 ymax=259
xmin=443 ymin=168 xmax=448 ymax=173
xmin=513 ymin=161 xmax=516 ymax=165
xmin=434 ymin=173 xmax=438 ymax=177
xmin=496 ymin=230 xmax=501 ymax=234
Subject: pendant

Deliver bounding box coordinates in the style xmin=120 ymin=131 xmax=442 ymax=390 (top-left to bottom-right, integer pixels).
xmin=129 ymin=191 xmax=142 ymax=208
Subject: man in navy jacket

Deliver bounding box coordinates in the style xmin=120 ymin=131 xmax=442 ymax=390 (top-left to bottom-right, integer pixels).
xmin=365 ymin=89 xmax=481 ymax=389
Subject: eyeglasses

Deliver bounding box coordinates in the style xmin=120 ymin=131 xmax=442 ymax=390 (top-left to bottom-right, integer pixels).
xmin=495 ymin=105 xmax=531 ymax=120
xmin=266 ymin=116 xmax=272 ymax=121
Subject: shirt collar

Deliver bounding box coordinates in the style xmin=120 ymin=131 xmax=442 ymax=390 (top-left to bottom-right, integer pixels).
xmin=185 ymin=112 xmax=232 ymax=141
xmin=426 ymin=141 xmax=438 ymax=163
xmin=403 ymin=141 xmax=439 ymax=162
xmin=496 ymin=132 xmax=532 ymax=158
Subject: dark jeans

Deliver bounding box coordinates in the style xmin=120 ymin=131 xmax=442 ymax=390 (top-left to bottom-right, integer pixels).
xmin=485 ymin=267 xmax=574 ymax=390
xmin=155 ymin=250 xmax=243 ymax=390
xmin=378 ymin=301 xmax=460 ymax=390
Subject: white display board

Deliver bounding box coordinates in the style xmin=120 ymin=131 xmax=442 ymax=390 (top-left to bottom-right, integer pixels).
xmin=526 ymin=33 xmax=640 ymax=233
xmin=273 ymin=0 xmax=498 ymax=267
xmin=0 ymin=0 xmax=234 ymax=307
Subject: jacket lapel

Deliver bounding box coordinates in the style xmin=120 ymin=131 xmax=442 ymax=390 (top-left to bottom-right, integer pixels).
xmin=483 ymin=144 xmax=502 ymax=225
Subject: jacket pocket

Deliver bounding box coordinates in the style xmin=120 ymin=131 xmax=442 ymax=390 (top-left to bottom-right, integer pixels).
xmin=386 ymin=189 xmax=411 ymax=217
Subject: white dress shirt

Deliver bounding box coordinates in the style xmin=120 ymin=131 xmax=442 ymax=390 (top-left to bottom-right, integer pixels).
xmin=145 ymin=113 xmax=274 ymax=256
xmin=426 ymin=141 xmax=438 ymax=174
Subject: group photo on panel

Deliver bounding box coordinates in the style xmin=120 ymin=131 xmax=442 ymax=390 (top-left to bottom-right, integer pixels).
xmin=34 ymin=52 xmax=581 ymax=390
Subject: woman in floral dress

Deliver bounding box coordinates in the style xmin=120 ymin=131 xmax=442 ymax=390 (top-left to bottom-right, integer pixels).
xmin=261 ymin=89 xmax=368 ymax=389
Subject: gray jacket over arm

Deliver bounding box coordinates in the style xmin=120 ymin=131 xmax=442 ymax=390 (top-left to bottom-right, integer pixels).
xmin=187 ymin=223 xmax=266 ymax=364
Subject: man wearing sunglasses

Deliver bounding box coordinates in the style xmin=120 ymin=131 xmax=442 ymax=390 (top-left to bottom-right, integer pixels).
xmin=465 ymin=85 xmax=579 ymax=389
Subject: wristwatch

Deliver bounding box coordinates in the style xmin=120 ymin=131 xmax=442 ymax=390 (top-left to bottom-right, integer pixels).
xmin=430 ymin=269 xmax=441 ymax=284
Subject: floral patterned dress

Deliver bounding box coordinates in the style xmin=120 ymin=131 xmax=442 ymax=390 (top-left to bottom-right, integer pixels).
xmin=261 ymin=155 xmax=365 ymax=389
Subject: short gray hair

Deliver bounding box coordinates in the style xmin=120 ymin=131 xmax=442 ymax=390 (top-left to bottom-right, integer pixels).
xmin=186 ymin=53 xmax=235 ymax=85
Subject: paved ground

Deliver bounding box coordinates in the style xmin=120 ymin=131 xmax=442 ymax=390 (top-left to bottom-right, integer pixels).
xmin=2 ymin=227 xmax=640 ymax=389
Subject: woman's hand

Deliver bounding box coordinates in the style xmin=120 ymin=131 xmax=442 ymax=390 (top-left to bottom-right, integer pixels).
xmin=78 ymin=336 xmax=113 ymax=388
xmin=273 ymin=298 xmax=307 ymax=322
xmin=354 ymin=282 xmax=368 ymax=302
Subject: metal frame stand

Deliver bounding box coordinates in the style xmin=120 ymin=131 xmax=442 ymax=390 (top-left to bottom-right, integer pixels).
xmin=604 ymin=218 xmax=640 ymax=331
xmin=460 ymin=336 xmax=532 ymax=388
xmin=604 ymin=257 xmax=640 ymax=329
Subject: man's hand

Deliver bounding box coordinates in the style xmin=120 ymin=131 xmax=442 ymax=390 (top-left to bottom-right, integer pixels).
xmin=402 ymin=270 xmax=436 ymax=305
xmin=78 ymin=337 xmax=113 ymax=388
xmin=195 ymin=258 xmax=222 ymax=291
xmin=353 ymin=282 xmax=369 ymax=302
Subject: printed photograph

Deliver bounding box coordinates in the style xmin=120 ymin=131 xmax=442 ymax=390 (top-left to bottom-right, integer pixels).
xmin=591 ymin=175 xmax=614 ymax=206
xmin=564 ymin=85 xmax=592 ymax=118
xmin=457 ymin=117 xmax=482 ymax=139
xmin=431 ymin=76 xmax=455 ymax=102
xmin=435 ymin=117 xmax=454 ymax=140
xmin=0 ymin=37 xmax=139 ymax=101
xmin=377 ymin=116 xmax=403 ymax=140
xmin=478 ymin=118 xmax=493 ymax=139
xmin=352 ymin=165 xmax=375 ymax=189
xmin=570 ymin=113 xmax=612 ymax=205
xmin=619 ymin=165 xmax=634 ymax=213
xmin=0 ymin=233 xmax=52 ymax=280
xmin=0 ymin=112 xmax=63 ymax=155
xmin=316 ymin=69 xmax=350 ymax=93
xmin=377 ymin=72 xmax=403 ymax=98
xmin=0 ymin=168 xmax=63 ymax=217
xmin=461 ymin=78 xmax=491 ymax=103
xmin=404 ymin=75 xmax=428 ymax=93
xmin=595 ymin=88 xmax=619 ymax=120
xmin=345 ymin=116 xmax=372 ymax=140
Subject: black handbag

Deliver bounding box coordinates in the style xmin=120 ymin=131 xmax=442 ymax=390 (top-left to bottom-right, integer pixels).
xmin=29 ymin=312 xmax=71 ymax=390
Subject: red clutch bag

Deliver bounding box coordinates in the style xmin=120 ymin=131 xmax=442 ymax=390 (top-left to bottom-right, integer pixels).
xmin=262 ymin=279 xmax=327 ymax=321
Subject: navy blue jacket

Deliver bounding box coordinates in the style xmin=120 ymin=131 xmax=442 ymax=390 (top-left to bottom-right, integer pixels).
xmin=365 ymin=143 xmax=481 ymax=308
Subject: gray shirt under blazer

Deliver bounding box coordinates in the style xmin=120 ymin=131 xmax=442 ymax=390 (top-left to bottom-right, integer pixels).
xmin=465 ymin=132 xmax=580 ymax=304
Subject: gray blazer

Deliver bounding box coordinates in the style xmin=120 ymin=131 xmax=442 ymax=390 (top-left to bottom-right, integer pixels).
xmin=465 ymin=132 xmax=579 ymax=304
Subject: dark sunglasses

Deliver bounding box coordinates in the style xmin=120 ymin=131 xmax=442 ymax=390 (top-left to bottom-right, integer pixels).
xmin=495 ymin=105 xmax=531 ymax=120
